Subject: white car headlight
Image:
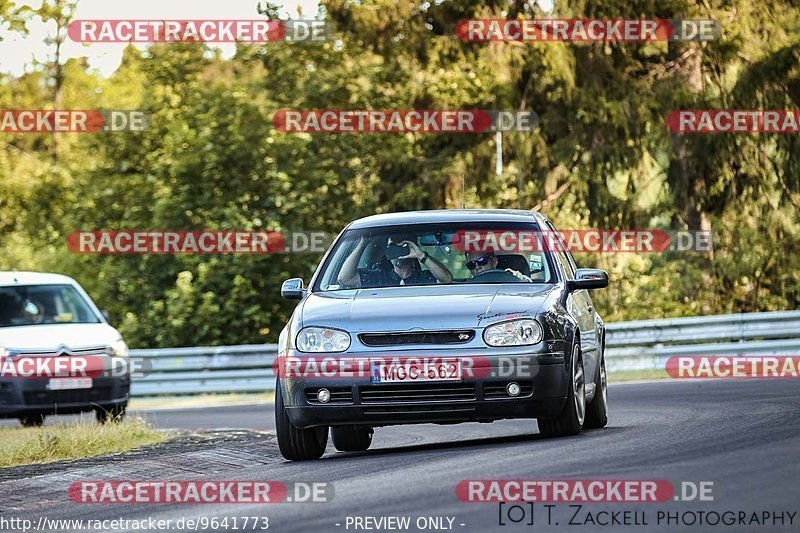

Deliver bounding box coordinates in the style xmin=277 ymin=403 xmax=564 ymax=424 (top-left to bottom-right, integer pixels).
xmin=109 ymin=339 xmax=129 ymax=357
xmin=296 ymin=327 xmax=351 ymax=353
xmin=483 ymin=318 xmax=543 ymax=347
xmin=0 ymin=347 xmax=8 ymax=358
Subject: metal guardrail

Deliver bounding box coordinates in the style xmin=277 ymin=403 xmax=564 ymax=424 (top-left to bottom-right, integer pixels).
xmin=129 ymin=311 xmax=800 ymax=396
xmin=130 ymin=345 xmax=277 ymax=397
xmin=604 ymin=310 xmax=800 ymax=371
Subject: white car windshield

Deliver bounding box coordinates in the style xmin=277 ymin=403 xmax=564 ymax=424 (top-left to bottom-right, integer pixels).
xmin=0 ymin=284 xmax=101 ymax=327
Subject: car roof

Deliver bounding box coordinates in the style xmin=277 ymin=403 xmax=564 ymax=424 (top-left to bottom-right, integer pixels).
xmin=346 ymin=209 xmax=543 ymax=229
xmin=0 ymin=271 xmax=78 ymax=287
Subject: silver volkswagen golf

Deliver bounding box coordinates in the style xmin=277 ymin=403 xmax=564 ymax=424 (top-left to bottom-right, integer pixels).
xmin=276 ymin=210 xmax=608 ymax=460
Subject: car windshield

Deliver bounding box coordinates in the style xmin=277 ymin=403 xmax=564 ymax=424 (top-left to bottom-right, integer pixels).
xmin=315 ymin=222 xmax=555 ymax=291
xmin=0 ymin=284 xmax=101 ymax=327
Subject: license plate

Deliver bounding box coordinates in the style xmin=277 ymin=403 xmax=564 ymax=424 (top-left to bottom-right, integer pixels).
xmin=371 ymin=359 xmax=462 ymax=383
xmin=47 ymin=377 xmax=93 ymax=390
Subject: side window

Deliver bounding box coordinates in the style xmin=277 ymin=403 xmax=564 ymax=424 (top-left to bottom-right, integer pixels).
xmin=544 ymin=221 xmax=574 ymax=281
xmin=565 ymin=248 xmax=579 ymax=273
xmin=555 ymin=251 xmax=575 ymax=280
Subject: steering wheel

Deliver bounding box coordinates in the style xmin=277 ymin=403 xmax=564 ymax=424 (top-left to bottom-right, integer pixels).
xmin=468 ymin=268 xmax=520 ymax=283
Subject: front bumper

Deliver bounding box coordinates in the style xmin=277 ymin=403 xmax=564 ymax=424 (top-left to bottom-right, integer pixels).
xmin=280 ymin=348 xmax=569 ymax=428
xmin=0 ymin=376 xmax=130 ymax=418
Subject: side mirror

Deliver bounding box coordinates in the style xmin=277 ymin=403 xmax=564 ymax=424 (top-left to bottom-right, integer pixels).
xmin=568 ymin=269 xmax=609 ymax=290
xmin=281 ymin=278 xmax=306 ymax=300
xmin=101 ymin=310 xmax=111 ymax=322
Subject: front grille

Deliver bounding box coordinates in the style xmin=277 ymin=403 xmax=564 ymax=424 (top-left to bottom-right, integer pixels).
xmin=305 ymin=387 xmax=353 ymax=404
xmin=360 ymin=383 xmax=476 ymax=403
xmin=363 ymin=404 xmax=476 ymax=415
xmin=23 ymin=387 xmax=112 ymax=406
xmin=358 ymin=330 xmax=475 ymax=347
xmin=13 ymin=345 xmax=110 ymax=357
xmin=483 ymin=381 xmax=534 ymax=399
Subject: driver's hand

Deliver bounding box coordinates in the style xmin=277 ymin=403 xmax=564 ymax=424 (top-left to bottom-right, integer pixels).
xmin=505 ymin=268 xmax=532 ymax=282
xmin=398 ymin=240 xmax=425 ymax=260
xmin=356 ymin=235 xmax=380 ymax=251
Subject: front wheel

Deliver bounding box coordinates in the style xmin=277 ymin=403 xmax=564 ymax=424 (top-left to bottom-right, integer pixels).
xmin=584 ymin=353 xmax=608 ymax=429
xmin=331 ymin=426 xmax=373 ymax=452
xmin=275 ymin=380 xmax=328 ymax=460
xmin=95 ymin=404 xmax=126 ymax=424
xmin=20 ymin=414 xmax=45 ymax=427
xmin=538 ymin=343 xmax=585 ymax=437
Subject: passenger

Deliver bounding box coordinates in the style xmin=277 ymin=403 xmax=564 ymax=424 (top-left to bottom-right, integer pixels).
xmin=338 ymin=236 xmax=453 ymax=288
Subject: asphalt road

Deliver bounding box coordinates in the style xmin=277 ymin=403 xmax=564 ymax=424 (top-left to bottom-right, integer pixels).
xmin=1 ymin=379 xmax=798 ymax=533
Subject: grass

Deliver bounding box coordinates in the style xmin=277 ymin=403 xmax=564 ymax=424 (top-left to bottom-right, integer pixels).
xmin=0 ymin=418 xmax=166 ymax=469
xmin=608 ymin=369 xmax=669 ymax=382
xmin=129 ymin=391 xmax=274 ymax=410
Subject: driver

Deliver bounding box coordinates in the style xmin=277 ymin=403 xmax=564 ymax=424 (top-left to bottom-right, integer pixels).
xmin=465 ymin=251 xmax=499 ymax=274
xmin=466 ymin=251 xmax=532 ymax=282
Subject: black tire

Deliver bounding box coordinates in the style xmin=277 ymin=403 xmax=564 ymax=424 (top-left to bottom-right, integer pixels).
xmin=538 ymin=343 xmax=585 ymax=437
xmin=275 ymin=380 xmax=328 ymax=460
xmin=95 ymin=404 xmax=126 ymax=424
xmin=331 ymin=426 xmax=373 ymax=452
xmin=584 ymin=352 xmax=608 ymax=429
xmin=19 ymin=414 xmax=45 ymax=427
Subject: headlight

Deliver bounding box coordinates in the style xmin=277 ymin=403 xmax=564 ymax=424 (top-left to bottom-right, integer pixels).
xmin=296 ymin=327 xmax=351 ymax=353
xmin=0 ymin=347 xmax=8 ymax=358
xmin=109 ymin=339 xmax=129 ymax=357
xmin=483 ymin=318 xmax=543 ymax=347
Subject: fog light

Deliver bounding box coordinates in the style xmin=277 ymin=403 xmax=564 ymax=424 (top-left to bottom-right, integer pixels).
xmin=317 ymin=388 xmax=331 ymax=403
xmin=506 ymin=382 xmax=521 ymax=397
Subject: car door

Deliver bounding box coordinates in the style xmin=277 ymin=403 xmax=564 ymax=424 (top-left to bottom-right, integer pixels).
xmin=545 ymin=222 xmax=599 ymax=382
xmin=564 ymin=248 xmax=601 ymax=382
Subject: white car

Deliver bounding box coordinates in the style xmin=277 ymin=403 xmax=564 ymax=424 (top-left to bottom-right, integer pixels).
xmin=0 ymin=272 xmax=130 ymax=426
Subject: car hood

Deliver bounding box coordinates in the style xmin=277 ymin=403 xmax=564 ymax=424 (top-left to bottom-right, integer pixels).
xmin=300 ymin=284 xmax=556 ymax=332
xmin=0 ymin=323 xmax=121 ymax=350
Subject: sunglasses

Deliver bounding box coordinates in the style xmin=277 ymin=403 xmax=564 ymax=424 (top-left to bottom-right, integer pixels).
xmin=466 ymin=255 xmax=494 ymax=270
